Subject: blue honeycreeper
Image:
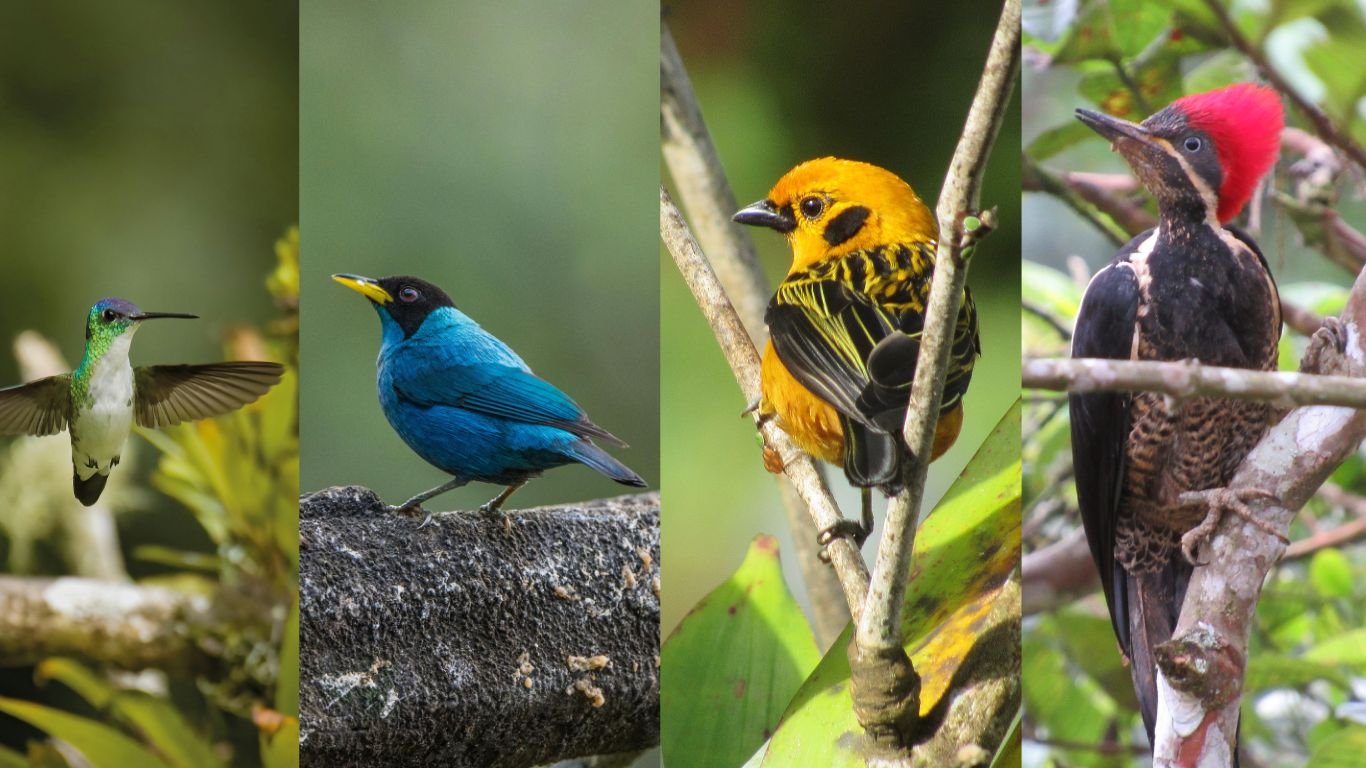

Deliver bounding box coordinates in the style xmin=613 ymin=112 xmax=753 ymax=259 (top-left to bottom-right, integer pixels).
xmin=333 ymin=274 xmax=646 ymax=524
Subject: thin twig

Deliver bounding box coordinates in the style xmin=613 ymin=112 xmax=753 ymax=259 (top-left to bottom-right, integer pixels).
xmin=660 ymin=187 xmax=871 ymax=615
xmin=1282 ymin=484 xmax=1366 ymax=560
xmin=1023 ymin=357 xmax=1366 ymax=410
xmin=660 ymin=24 xmax=855 ymax=640
xmin=1022 ymin=154 xmax=1134 ymax=245
xmin=660 ymin=25 xmax=769 ymax=339
xmin=857 ymin=0 xmax=1021 ymax=652
xmin=1022 ymin=300 xmax=1073 ymax=341
xmin=1202 ymin=0 xmax=1366 ymax=171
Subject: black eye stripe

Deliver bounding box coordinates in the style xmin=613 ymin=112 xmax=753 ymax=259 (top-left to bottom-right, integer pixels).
xmin=823 ymin=205 xmax=871 ymax=247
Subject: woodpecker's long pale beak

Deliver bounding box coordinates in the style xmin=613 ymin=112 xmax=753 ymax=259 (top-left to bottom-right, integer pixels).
xmin=1076 ymin=108 xmax=1158 ymax=153
xmin=131 ymin=311 xmax=198 ymax=321
xmin=333 ymin=273 xmax=393 ymax=305
xmin=733 ymin=199 xmax=797 ymax=234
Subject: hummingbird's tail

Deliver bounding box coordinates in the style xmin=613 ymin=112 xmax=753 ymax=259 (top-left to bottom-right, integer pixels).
xmin=566 ymin=439 xmax=647 ymax=488
xmin=73 ymin=472 xmax=108 ymax=506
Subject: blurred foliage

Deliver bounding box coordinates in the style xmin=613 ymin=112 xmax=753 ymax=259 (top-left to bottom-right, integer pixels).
xmin=1022 ymin=1 xmax=1366 ymax=764
xmin=299 ymin=0 xmax=659 ymax=514
xmin=664 ymin=402 xmax=1021 ymax=767
xmin=663 ymin=0 xmax=1024 ymax=643
xmin=0 ymin=2 xmax=296 ymax=765
xmin=0 ymin=237 xmax=299 ymax=767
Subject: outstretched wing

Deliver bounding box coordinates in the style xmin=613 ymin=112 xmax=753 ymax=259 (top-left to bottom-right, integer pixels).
xmin=0 ymin=375 xmax=70 ymax=436
xmin=134 ymin=362 xmax=284 ymax=428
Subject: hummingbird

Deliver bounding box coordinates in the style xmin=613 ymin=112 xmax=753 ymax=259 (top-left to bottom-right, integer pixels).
xmin=0 ymin=298 xmax=285 ymax=505
xmin=332 ymin=273 xmax=646 ymax=525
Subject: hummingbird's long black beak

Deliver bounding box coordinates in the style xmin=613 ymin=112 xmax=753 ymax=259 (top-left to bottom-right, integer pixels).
xmin=132 ymin=311 xmax=198 ymax=321
xmin=733 ymin=199 xmax=797 ymax=233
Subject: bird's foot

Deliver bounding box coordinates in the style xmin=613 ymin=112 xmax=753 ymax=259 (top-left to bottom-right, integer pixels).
xmin=478 ymin=501 xmax=513 ymax=533
xmin=816 ymin=520 xmax=871 ymax=563
xmin=816 ymin=490 xmax=875 ymax=563
xmin=1178 ymin=487 xmax=1285 ymax=565
xmin=384 ymin=501 xmax=432 ymax=526
xmin=1301 ymin=316 xmax=1353 ymax=376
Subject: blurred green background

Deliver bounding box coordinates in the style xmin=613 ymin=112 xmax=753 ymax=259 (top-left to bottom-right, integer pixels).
xmin=0 ymin=3 xmax=297 ymax=562
xmin=0 ymin=1 xmax=297 ymax=762
xmin=0 ymin=3 xmax=297 ymax=384
xmin=299 ymin=2 xmax=660 ymax=511
xmin=663 ymin=0 xmax=1023 ymax=638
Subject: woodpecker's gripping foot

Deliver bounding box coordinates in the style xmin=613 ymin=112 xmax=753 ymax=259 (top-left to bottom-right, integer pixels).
xmin=1302 ymin=316 xmax=1353 ymax=377
xmin=1178 ymin=487 xmax=1285 ymax=564
xmin=816 ymin=489 xmax=875 ymax=563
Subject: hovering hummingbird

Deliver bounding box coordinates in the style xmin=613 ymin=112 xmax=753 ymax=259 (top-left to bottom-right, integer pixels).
xmin=0 ymin=298 xmax=285 ymax=505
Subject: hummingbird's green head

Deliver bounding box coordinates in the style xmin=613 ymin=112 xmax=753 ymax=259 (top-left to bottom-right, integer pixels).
xmin=84 ymin=298 xmax=198 ymax=346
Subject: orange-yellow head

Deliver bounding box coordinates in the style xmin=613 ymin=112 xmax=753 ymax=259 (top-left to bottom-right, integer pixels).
xmin=733 ymin=157 xmax=936 ymax=271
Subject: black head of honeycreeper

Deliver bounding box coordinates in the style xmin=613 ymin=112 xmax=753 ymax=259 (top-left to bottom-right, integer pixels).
xmin=0 ymin=298 xmax=284 ymax=505
xmin=331 ymin=273 xmax=645 ymax=525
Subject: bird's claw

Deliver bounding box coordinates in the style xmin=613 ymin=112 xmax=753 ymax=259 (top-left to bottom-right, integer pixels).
xmin=385 ymin=502 xmax=435 ymax=528
xmin=478 ymin=502 xmax=513 ymax=533
xmin=1178 ymin=487 xmax=1284 ymax=565
xmin=815 ymin=520 xmax=870 ymax=564
xmin=1301 ymin=316 xmax=1352 ymax=376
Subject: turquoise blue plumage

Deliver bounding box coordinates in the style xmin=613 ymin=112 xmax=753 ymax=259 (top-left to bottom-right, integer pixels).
xmin=334 ymin=273 xmax=644 ymax=518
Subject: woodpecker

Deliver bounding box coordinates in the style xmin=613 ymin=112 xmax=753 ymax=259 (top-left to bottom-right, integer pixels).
xmin=1068 ymin=84 xmax=1284 ymax=744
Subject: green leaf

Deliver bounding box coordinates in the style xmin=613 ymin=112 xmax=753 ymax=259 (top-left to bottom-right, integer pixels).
xmin=261 ymin=715 xmax=299 ymax=768
xmin=1246 ymin=655 xmax=1353 ymax=692
xmin=36 ymin=660 xmax=222 ymax=768
xmin=661 ymin=535 xmax=822 ymax=768
xmin=277 ymin=595 xmax=301 ymax=715
xmin=1310 ymin=549 xmax=1354 ymax=599
xmin=989 ymin=707 xmax=1022 ymax=768
xmin=761 ymin=400 xmax=1023 ymax=766
xmin=1307 ymin=629 xmax=1366 ymax=668
xmin=0 ymin=696 xmax=172 ymax=768
xmin=1309 ymin=724 xmax=1366 ymax=767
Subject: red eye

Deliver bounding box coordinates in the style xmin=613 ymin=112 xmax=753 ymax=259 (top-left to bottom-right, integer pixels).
xmin=399 ymin=287 xmax=420 ymax=302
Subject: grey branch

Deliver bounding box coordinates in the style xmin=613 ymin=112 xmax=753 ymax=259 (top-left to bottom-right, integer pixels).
xmin=859 ymin=0 xmax=1021 ymax=651
xmin=298 ymin=487 xmax=660 ymax=768
xmin=659 ymin=188 xmax=871 ymax=616
xmin=1152 ymin=265 xmax=1366 ymax=765
xmin=1022 ymin=356 xmax=1366 ymax=409
xmin=660 ymin=24 xmax=853 ymax=641
xmin=0 ymin=575 xmax=212 ymax=670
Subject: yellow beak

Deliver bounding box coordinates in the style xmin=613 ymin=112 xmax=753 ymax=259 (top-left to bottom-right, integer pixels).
xmin=332 ymin=273 xmax=393 ymax=305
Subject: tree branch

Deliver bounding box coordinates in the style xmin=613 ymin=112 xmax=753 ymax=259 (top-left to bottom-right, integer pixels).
xmin=661 ymin=23 xmax=852 ymax=642
xmin=659 ymin=188 xmax=871 ymax=617
xmin=298 ymin=487 xmax=660 ymax=768
xmin=1022 ymin=357 xmax=1366 ymax=410
xmin=852 ymin=0 xmax=1020 ymax=757
xmin=0 ymin=576 xmax=213 ymax=670
xmin=1152 ymin=264 xmax=1366 ymax=766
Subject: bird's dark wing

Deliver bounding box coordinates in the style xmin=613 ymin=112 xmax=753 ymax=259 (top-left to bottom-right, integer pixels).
xmin=766 ymin=276 xmax=892 ymax=428
xmin=1069 ymin=260 xmax=1141 ymax=655
xmin=392 ymin=361 xmax=624 ymax=445
xmin=0 ymin=375 xmax=70 ymax=436
xmin=767 ymin=273 xmax=902 ymax=485
xmin=134 ymin=362 xmax=284 ymax=428
xmin=862 ymin=286 xmax=980 ymax=430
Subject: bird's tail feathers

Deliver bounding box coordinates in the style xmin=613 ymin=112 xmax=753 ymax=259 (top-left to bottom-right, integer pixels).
xmin=73 ymin=472 xmax=107 ymax=507
xmin=568 ymin=439 xmax=646 ymax=487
